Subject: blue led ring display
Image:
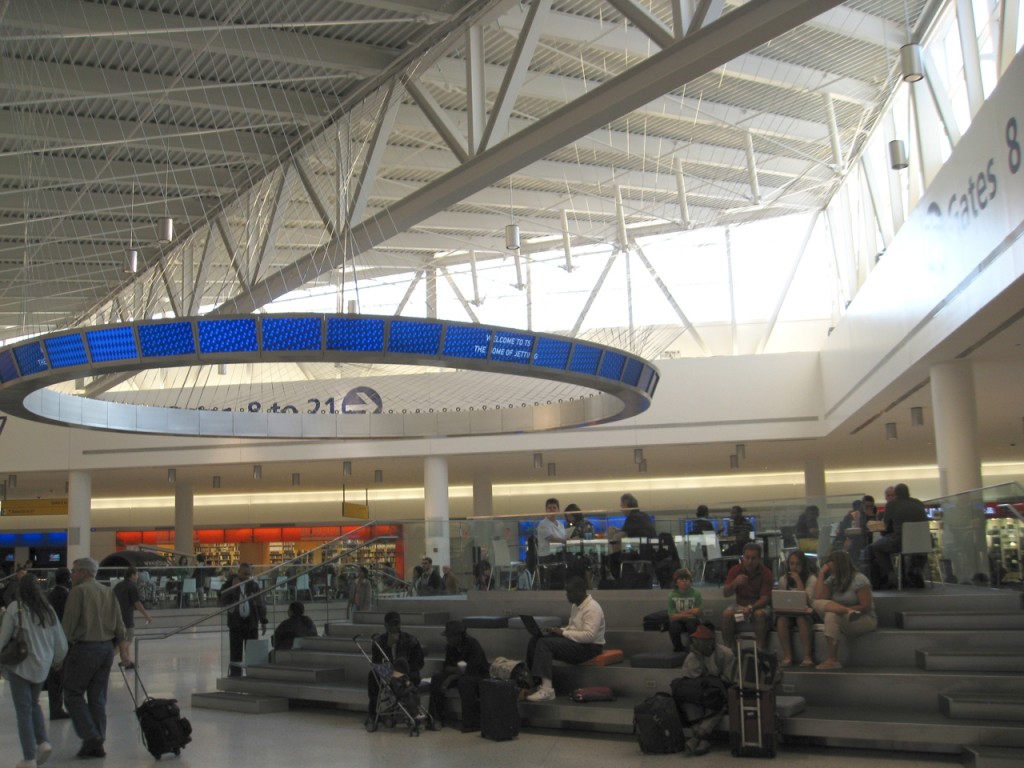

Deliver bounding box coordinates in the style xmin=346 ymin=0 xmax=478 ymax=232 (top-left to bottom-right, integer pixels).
xmin=0 ymin=314 xmax=658 ymax=439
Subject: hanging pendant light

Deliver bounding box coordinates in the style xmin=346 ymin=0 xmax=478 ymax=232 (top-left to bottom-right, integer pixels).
xmin=157 ymin=216 xmax=174 ymax=244
xmin=900 ymin=43 xmax=924 ymax=82
xmin=888 ymin=140 xmax=909 ymax=170
xmin=125 ymin=248 xmax=139 ymax=274
xmin=505 ymin=223 xmax=520 ymax=250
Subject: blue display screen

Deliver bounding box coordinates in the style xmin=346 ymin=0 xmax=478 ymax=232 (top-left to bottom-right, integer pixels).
xmin=326 ymin=317 xmax=385 ymax=352
xmin=623 ymin=357 xmax=643 ymax=386
xmin=86 ymin=327 xmax=138 ymax=362
xmin=443 ymin=325 xmax=491 ymax=359
xmin=138 ymin=322 xmax=195 ymax=358
xmin=0 ymin=350 xmax=18 ymax=383
xmin=262 ymin=316 xmax=322 ymax=352
xmin=197 ymin=318 xmax=258 ymax=353
xmin=599 ymin=350 xmax=626 ymax=380
xmin=568 ymin=344 xmax=602 ymax=375
xmin=533 ymin=337 xmax=571 ymax=370
xmin=388 ymin=320 xmax=442 ymax=355
xmin=14 ymin=342 xmax=48 ymax=376
xmin=44 ymin=334 xmax=88 ymax=368
xmin=638 ymin=365 xmax=655 ymax=393
xmin=490 ymin=331 xmax=534 ymax=364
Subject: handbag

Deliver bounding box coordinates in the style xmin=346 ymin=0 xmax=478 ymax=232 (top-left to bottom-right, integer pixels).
xmin=642 ymin=609 xmax=669 ymax=632
xmin=569 ymin=685 xmax=615 ymax=702
xmin=0 ymin=607 xmax=29 ymax=666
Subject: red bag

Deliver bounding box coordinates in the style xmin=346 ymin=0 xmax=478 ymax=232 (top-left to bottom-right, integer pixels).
xmin=569 ymin=686 xmax=615 ymax=702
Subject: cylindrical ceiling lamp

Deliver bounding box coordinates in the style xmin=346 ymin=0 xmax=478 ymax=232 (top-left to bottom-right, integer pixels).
xmin=157 ymin=216 xmax=175 ymax=244
xmin=125 ymin=248 xmax=139 ymax=274
xmin=900 ymin=43 xmax=924 ymax=82
xmin=343 ymin=461 xmax=352 ymax=477
xmin=634 ymin=448 xmax=644 ymax=465
xmin=374 ymin=469 xmax=383 ymax=484
xmin=533 ymin=452 xmax=543 ymax=470
xmin=7 ymin=474 xmax=16 ymax=488
xmin=910 ymin=406 xmax=924 ymax=426
xmin=888 ymin=139 xmax=909 ymax=170
xmin=505 ymin=223 xmax=521 ymax=250
xmin=885 ymin=422 xmax=898 ymax=440
xmin=729 ymin=454 xmax=739 ymax=470
xmin=639 ymin=458 xmax=648 ymax=474
xmin=167 ymin=468 xmax=176 ymax=484
xmin=292 ymin=473 xmax=300 ymax=487
xmin=547 ymin=462 xmax=556 ymax=477
xmin=253 ymin=464 xmax=262 ymax=480
xmin=736 ymin=444 xmax=746 ymax=460
xmin=212 ymin=475 xmax=221 ymax=489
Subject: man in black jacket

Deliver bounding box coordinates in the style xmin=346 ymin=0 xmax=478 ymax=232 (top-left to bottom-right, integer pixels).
xmin=428 ymin=620 xmax=489 ymax=732
xmin=220 ymin=563 xmax=268 ymax=677
xmin=367 ymin=612 xmax=425 ymax=724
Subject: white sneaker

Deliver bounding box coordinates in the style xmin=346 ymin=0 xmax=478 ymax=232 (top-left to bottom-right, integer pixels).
xmin=37 ymin=742 xmax=53 ymax=766
xmin=526 ymin=687 xmax=556 ymax=702
xmin=16 ymin=759 xmax=37 ymax=768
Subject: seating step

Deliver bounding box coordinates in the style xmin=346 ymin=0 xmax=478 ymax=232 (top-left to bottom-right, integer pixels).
xmin=897 ymin=612 xmax=1024 ymax=631
xmin=916 ymin=650 xmax=1024 ymax=673
xmin=217 ymin=677 xmax=365 ymax=706
xmin=963 ymin=746 xmax=1024 ymax=768
xmin=244 ymin=664 xmax=347 ymax=683
xmin=190 ymin=691 xmax=290 ymax=714
xmin=350 ymin=611 xmax=449 ymax=626
xmin=939 ymin=693 xmax=1024 ymax=721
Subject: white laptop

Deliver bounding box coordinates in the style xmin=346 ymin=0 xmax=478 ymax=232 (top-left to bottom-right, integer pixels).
xmin=771 ymin=589 xmax=809 ymax=613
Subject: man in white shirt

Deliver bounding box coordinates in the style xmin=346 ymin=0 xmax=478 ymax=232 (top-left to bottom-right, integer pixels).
xmin=525 ymin=577 xmax=605 ymax=701
xmin=535 ymin=498 xmax=567 ymax=561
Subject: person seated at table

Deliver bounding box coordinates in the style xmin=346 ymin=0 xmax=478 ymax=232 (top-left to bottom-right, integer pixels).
xmin=721 ymin=542 xmax=772 ymax=650
xmin=565 ymin=504 xmax=595 ymax=540
xmin=667 ymin=568 xmax=702 ymax=653
xmin=812 ymin=550 xmax=877 ymax=670
xmin=834 ymin=499 xmax=867 ymax=562
xmin=795 ymin=505 xmax=820 ymax=552
xmin=723 ymin=506 xmax=752 ymax=555
xmin=690 ymin=505 xmax=715 ymax=534
xmin=775 ymin=551 xmax=818 ymax=667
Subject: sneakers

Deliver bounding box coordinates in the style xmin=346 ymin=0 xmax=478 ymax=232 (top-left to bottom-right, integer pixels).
xmin=76 ymin=738 xmax=106 ymax=759
xmin=37 ymin=742 xmax=53 ymax=766
xmin=526 ymin=686 xmax=556 ymax=702
xmin=16 ymin=760 xmax=37 ymax=768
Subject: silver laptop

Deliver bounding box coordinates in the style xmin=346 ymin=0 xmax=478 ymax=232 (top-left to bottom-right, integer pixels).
xmin=771 ymin=589 xmax=809 ymax=613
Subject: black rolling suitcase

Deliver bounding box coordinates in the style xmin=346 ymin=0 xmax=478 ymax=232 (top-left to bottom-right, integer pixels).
xmin=479 ymin=678 xmax=519 ymax=741
xmin=728 ymin=639 xmax=777 ymax=758
xmin=122 ymin=665 xmax=192 ymax=759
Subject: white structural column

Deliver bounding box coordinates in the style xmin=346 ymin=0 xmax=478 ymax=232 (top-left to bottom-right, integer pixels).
xmin=67 ymin=470 xmax=91 ymax=564
xmin=424 ymin=456 xmax=451 ymax=569
xmin=930 ymin=359 xmax=985 ymax=582
xmin=175 ymin=482 xmax=195 ymax=557
xmin=473 ymin=474 xmax=493 ymax=517
xmin=804 ymin=456 xmax=829 ymax=554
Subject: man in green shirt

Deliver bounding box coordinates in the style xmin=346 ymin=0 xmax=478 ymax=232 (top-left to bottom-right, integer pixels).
xmin=62 ymin=557 xmax=130 ymax=759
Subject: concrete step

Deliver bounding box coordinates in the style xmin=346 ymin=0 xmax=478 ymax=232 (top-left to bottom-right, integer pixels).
xmin=780 ymin=705 xmax=1024 ymax=752
xmin=897 ymin=612 xmax=1024 ymax=631
xmin=940 ymin=693 xmax=1024 ymax=721
xmin=780 ymin=667 xmax=1024 ymax=711
xmin=916 ymin=651 xmax=1024 ymax=673
xmin=963 ymin=746 xmax=1024 ymax=768
xmin=244 ymin=664 xmax=347 ymax=683
xmin=190 ymin=691 xmax=290 ymax=714
xmin=846 ymin=628 xmax=1024 ymax=667
xmin=349 ymin=611 xmax=449 ymax=626
xmin=217 ymin=676 xmax=364 ymax=706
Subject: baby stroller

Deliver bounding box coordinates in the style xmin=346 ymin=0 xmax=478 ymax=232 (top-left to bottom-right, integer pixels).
xmin=356 ymin=635 xmax=431 ymax=736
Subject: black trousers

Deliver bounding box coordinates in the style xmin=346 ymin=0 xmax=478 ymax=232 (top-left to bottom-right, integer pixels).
xmin=428 ymin=673 xmax=483 ymax=729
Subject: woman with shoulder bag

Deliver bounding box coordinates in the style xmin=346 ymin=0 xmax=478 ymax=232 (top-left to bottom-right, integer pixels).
xmin=1 ymin=574 xmax=69 ymax=768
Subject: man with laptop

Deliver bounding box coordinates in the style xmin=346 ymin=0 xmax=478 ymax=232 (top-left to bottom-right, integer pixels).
xmin=523 ymin=577 xmax=605 ymax=701
xmin=721 ymin=542 xmax=773 ymax=650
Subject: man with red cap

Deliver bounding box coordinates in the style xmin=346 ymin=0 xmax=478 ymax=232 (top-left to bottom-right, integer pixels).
xmin=675 ymin=624 xmax=737 ymax=755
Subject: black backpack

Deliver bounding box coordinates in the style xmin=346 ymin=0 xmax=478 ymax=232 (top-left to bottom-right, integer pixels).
xmin=633 ymin=693 xmax=686 ymax=754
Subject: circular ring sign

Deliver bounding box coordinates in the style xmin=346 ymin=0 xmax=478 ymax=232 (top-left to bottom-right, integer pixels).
xmin=0 ymin=314 xmax=658 ymax=439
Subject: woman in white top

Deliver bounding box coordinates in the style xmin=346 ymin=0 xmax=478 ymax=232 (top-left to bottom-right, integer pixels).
xmin=1 ymin=573 xmax=69 ymax=768
xmin=775 ymin=550 xmax=818 ymax=667
xmin=812 ymin=550 xmax=877 ymax=670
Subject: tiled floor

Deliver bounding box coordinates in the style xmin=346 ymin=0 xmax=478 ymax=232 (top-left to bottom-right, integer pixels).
xmin=0 ymin=630 xmax=965 ymax=768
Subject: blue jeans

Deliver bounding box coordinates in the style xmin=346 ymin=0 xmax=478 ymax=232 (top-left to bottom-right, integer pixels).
xmin=5 ymin=670 xmax=47 ymax=761
xmin=63 ymin=640 xmax=115 ymax=742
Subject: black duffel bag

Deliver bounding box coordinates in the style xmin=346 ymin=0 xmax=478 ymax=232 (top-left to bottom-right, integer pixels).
xmin=642 ymin=609 xmax=669 ymax=632
xmin=670 ymin=675 xmax=728 ymax=717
